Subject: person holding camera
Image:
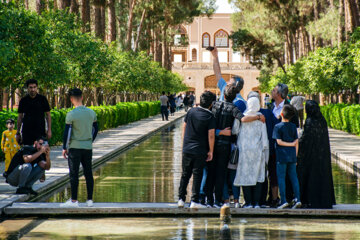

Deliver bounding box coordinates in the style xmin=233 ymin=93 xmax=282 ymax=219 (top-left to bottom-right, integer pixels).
xmin=4 ymin=137 xmax=51 ymax=195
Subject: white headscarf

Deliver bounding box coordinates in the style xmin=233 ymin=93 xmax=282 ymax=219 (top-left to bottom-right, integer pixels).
xmin=244 ymin=97 xmax=260 ymax=116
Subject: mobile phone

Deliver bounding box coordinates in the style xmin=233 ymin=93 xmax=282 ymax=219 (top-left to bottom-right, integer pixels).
xmin=43 ymin=141 xmax=48 ymax=146
xmin=206 ymin=46 xmax=214 ymax=51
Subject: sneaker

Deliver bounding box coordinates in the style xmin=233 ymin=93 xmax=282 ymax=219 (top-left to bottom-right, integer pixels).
xmin=213 ymin=203 xmax=221 ymax=209
xmin=277 ymin=202 xmax=289 ymax=209
xmin=270 ymin=198 xmax=280 ymax=208
xmin=243 ymin=204 xmax=253 ymax=209
xmin=223 ymin=202 xmax=230 ymax=207
xmin=234 ymin=202 xmax=240 ymax=208
xmin=26 ymin=188 xmax=38 ymax=196
xmin=86 ymin=200 xmax=94 ymax=207
xmin=60 ymin=199 xmax=79 ymax=208
xmin=292 ymin=201 xmax=302 ymax=209
xmin=15 ymin=187 xmax=29 ymax=194
xmin=178 ymin=199 xmax=185 ymax=208
xmin=254 ymin=205 xmax=260 ymax=209
xmin=206 ymin=204 xmax=213 ymax=208
xmin=190 ymin=201 xmax=206 ymax=209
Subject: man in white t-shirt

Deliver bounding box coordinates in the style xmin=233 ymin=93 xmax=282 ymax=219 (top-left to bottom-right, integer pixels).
xmin=160 ymin=91 xmax=169 ymax=121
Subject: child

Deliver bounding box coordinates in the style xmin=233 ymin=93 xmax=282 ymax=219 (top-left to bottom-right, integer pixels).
xmin=1 ymin=119 xmax=20 ymax=172
xmin=178 ymin=91 xmax=216 ymax=209
xmin=272 ymin=105 xmax=301 ymax=209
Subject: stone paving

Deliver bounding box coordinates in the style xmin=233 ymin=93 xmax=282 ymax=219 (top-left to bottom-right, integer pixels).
xmin=0 ymin=111 xmax=186 ymax=212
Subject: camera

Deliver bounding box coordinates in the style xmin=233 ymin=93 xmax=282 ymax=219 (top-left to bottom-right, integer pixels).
xmin=206 ymin=46 xmax=215 ymax=51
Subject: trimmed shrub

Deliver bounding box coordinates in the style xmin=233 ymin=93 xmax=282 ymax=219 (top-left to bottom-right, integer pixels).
xmin=320 ymin=104 xmax=360 ymax=136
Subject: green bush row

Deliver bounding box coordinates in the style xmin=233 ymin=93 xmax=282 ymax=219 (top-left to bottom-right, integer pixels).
xmin=320 ymin=104 xmax=360 ymax=135
xmin=0 ymin=101 xmax=160 ymax=162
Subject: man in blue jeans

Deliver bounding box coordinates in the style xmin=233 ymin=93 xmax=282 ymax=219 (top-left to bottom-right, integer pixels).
xmin=5 ymin=137 xmax=51 ymax=195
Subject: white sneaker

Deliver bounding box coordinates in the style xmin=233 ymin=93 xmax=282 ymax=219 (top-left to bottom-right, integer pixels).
xmin=254 ymin=205 xmax=260 ymax=209
xmin=190 ymin=201 xmax=206 ymax=209
xmin=292 ymin=202 xmax=302 ymax=209
xmin=86 ymin=200 xmax=94 ymax=207
xmin=277 ymin=202 xmax=289 ymax=209
xmin=243 ymin=204 xmax=253 ymax=209
xmin=213 ymin=203 xmax=221 ymax=209
xmin=178 ymin=199 xmax=185 ymax=208
xmin=60 ymin=199 xmax=79 ymax=208
xmin=234 ymin=202 xmax=240 ymax=208
xmin=224 ymin=202 xmax=230 ymax=207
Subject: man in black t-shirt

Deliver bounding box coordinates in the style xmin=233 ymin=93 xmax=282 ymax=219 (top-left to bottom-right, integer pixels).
xmin=16 ymin=79 xmax=52 ymax=145
xmin=178 ymin=91 xmax=216 ymax=209
xmin=5 ymin=137 xmax=51 ymax=195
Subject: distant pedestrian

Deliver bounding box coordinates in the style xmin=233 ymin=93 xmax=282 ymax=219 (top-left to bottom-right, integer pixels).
xmin=176 ymin=95 xmax=183 ymax=111
xmin=290 ymin=95 xmax=306 ymax=128
xmin=272 ymin=105 xmax=301 ymax=209
xmin=183 ymin=94 xmax=190 ymax=112
xmin=297 ymin=100 xmax=335 ymax=209
xmin=60 ymin=88 xmax=98 ymax=208
xmin=160 ymin=92 xmax=169 ymax=121
xmin=178 ymin=91 xmax=216 ymax=209
xmin=168 ymin=92 xmax=176 ymax=116
xmin=1 ymin=119 xmax=20 ymax=172
xmin=189 ymin=92 xmax=195 ymax=108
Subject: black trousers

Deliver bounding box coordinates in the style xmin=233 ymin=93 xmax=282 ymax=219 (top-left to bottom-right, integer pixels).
xmin=242 ymin=182 xmax=262 ymax=206
xmin=68 ymin=148 xmax=94 ymax=201
xmin=161 ymin=106 xmax=168 ymax=120
xmin=178 ymin=153 xmax=206 ymax=203
xmin=205 ymin=144 xmax=231 ymax=205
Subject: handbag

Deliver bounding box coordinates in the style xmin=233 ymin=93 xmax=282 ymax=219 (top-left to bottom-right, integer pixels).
xmin=229 ymin=144 xmax=239 ymax=165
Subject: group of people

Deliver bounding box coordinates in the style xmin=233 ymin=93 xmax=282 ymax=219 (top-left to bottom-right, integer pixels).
xmin=2 ymin=79 xmax=98 ymax=208
xmin=178 ymin=47 xmax=335 ymax=209
xmin=160 ymin=92 xmax=195 ymax=121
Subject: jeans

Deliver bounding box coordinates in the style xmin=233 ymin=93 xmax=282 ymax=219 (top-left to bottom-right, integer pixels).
xmin=206 ymin=144 xmax=231 ymax=205
xmin=161 ymin=106 xmax=169 ymax=120
xmin=68 ymin=148 xmax=94 ymax=200
xmin=277 ymin=162 xmax=300 ymax=204
xmin=178 ymin=153 xmax=206 ymax=203
xmin=223 ymin=169 xmax=240 ymax=201
xmin=7 ymin=163 xmax=44 ymax=188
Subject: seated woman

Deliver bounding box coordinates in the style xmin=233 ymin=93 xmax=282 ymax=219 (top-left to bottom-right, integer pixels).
xmin=232 ymin=97 xmax=269 ymax=208
xmin=297 ymin=100 xmax=336 ymax=209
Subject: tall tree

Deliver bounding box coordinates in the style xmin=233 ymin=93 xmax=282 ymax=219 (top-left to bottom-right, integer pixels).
xmin=81 ymin=0 xmax=91 ymax=32
xmin=108 ymin=0 xmax=116 ymax=42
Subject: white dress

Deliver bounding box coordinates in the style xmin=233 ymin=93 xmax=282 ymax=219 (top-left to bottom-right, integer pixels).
xmin=232 ymin=118 xmax=269 ymax=186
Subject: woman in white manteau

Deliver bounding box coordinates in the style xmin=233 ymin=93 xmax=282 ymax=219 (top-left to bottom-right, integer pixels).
xmin=232 ymin=96 xmax=269 ymax=208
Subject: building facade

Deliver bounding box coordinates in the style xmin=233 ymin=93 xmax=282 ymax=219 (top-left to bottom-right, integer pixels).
xmin=171 ymin=13 xmax=261 ymax=102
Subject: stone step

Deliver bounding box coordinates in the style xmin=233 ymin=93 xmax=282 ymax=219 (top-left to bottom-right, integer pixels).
xmin=4 ymin=202 xmax=360 ymax=218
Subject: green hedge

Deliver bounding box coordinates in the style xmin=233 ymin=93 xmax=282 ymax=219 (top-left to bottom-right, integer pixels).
xmin=320 ymin=104 xmax=360 ymax=135
xmin=0 ymin=101 xmax=160 ymax=161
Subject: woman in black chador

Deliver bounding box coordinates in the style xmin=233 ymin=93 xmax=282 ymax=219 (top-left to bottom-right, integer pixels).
xmin=297 ymin=100 xmax=336 ymax=208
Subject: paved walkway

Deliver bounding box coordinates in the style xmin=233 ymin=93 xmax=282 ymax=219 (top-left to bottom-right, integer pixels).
xmin=328 ymin=128 xmax=360 ymax=177
xmin=0 ymin=111 xmax=186 ymax=212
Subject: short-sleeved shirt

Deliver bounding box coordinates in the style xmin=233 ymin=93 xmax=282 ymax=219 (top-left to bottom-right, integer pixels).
xmin=18 ymin=94 xmax=50 ymax=135
xmin=160 ymin=95 xmax=168 ymax=106
xmin=183 ymin=107 xmax=216 ymax=155
xmin=272 ymin=122 xmax=298 ymax=163
xmin=66 ymin=106 xmax=97 ymax=150
xmin=6 ymin=146 xmax=45 ymax=174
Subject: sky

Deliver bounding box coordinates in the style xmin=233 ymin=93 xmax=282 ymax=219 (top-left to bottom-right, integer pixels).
xmin=215 ymin=0 xmax=236 ymax=13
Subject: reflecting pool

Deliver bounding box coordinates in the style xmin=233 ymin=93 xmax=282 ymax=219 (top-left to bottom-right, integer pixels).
xmin=2 ymin=217 xmax=360 ymax=239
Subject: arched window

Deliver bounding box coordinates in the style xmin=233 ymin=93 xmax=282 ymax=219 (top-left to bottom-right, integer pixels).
xmin=214 ymin=29 xmax=229 ymax=48
xmin=202 ymin=33 xmax=210 ymax=48
xmin=192 ymin=48 xmax=197 ymax=62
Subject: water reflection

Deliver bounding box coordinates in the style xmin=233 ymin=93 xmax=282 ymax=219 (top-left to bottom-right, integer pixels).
xmin=47 ymin=120 xmax=360 ymax=204
xmin=3 ymin=218 xmax=360 ymax=239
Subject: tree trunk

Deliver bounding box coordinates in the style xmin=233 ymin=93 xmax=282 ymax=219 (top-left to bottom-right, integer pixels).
xmin=53 ymin=0 xmax=58 ymax=9
xmin=0 ymin=89 xmax=3 ymax=112
xmin=70 ymin=0 xmax=79 ymax=14
xmin=125 ymin=0 xmax=137 ymax=50
xmin=94 ymin=0 xmax=106 ymax=41
xmin=162 ymin=25 xmax=168 ymax=69
xmin=134 ymin=9 xmax=146 ymax=52
xmin=60 ymin=0 xmax=71 ymax=9
xmin=339 ymin=0 xmax=345 ymax=46
xmin=108 ymin=0 xmax=117 ymax=42
xmin=81 ymin=0 xmax=91 ymax=33
xmin=154 ymin=28 xmax=162 ymax=63
xmin=36 ymin=0 xmax=47 ymax=14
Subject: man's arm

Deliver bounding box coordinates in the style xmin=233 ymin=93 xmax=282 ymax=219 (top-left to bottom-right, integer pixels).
xmin=23 ymin=147 xmax=46 ymax=163
xmin=16 ymin=113 xmax=23 ymax=143
xmin=295 ymin=139 xmax=299 ymax=156
xmin=211 ymin=47 xmax=222 ymax=82
xmin=242 ymin=114 xmax=266 ymax=123
xmin=43 ymin=146 xmax=51 ymax=170
xmin=207 ymin=129 xmax=215 ymax=161
xmin=92 ymin=121 xmax=99 ymax=141
xmin=46 ymin=112 xmax=52 ymax=140
xmin=182 ymin=122 xmax=186 ymax=141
